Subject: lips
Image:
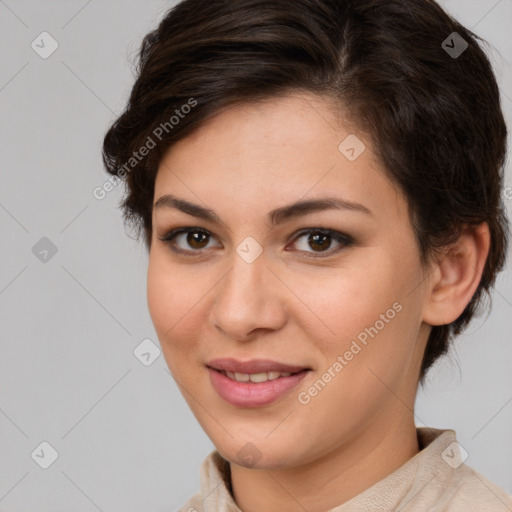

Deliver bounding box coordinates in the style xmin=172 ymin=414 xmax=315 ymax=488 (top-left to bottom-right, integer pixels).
xmin=206 ymin=358 xmax=313 ymax=407
xmin=206 ymin=357 xmax=310 ymax=374
xmin=207 ymin=366 xmax=311 ymax=407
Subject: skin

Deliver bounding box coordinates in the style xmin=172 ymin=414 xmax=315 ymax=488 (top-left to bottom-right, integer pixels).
xmin=147 ymin=92 xmax=490 ymax=511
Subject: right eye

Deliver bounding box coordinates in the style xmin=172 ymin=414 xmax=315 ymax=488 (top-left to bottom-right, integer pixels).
xmin=158 ymin=227 xmax=221 ymax=256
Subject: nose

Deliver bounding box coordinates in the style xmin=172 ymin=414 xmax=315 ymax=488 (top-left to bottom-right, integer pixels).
xmin=209 ymin=250 xmax=287 ymax=341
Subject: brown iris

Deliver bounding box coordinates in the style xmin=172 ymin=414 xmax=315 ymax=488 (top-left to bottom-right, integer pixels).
xmin=308 ymin=232 xmax=332 ymax=252
xmin=187 ymin=231 xmax=209 ymax=249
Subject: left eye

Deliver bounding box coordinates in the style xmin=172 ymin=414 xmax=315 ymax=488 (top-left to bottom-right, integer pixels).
xmin=159 ymin=227 xmax=353 ymax=258
xmin=289 ymin=228 xmax=354 ymax=258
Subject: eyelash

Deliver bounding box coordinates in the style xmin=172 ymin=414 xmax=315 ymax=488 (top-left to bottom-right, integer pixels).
xmin=158 ymin=226 xmax=354 ymax=259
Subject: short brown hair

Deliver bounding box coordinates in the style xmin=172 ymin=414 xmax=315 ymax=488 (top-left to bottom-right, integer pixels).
xmin=102 ymin=0 xmax=509 ymax=382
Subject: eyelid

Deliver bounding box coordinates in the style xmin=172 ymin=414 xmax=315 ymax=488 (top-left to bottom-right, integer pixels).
xmin=158 ymin=226 xmax=354 ymax=258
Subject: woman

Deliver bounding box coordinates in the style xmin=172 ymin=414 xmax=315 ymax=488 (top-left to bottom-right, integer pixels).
xmin=102 ymin=0 xmax=512 ymax=510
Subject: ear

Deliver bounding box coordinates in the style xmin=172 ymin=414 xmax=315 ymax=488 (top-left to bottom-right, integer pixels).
xmin=422 ymin=223 xmax=490 ymax=326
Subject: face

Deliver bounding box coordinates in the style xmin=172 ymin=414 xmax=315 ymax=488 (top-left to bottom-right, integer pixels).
xmin=147 ymin=92 xmax=432 ymax=469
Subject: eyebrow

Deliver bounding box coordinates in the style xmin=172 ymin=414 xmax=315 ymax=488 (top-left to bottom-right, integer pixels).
xmin=153 ymin=194 xmax=373 ymax=228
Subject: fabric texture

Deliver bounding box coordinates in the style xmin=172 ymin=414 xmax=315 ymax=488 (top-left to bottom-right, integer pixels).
xmin=178 ymin=427 xmax=512 ymax=511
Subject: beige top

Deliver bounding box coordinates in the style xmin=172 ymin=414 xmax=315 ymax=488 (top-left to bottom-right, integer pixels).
xmin=178 ymin=427 xmax=512 ymax=511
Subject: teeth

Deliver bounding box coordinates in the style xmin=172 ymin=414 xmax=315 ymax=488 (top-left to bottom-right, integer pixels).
xmin=224 ymin=370 xmax=295 ymax=382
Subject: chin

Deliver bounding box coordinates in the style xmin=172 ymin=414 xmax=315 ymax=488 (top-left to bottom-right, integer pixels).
xmin=214 ymin=435 xmax=304 ymax=470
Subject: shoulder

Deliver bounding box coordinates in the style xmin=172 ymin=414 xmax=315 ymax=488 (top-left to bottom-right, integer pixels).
xmin=413 ymin=427 xmax=512 ymax=511
xmin=437 ymin=462 xmax=512 ymax=511
xmin=176 ymin=491 xmax=203 ymax=512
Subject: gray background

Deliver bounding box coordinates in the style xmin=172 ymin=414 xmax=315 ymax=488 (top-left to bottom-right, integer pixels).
xmin=0 ymin=0 xmax=511 ymax=510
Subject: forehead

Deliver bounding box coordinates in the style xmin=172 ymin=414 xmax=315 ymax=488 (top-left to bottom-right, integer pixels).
xmin=153 ymin=92 xmax=403 ymax=222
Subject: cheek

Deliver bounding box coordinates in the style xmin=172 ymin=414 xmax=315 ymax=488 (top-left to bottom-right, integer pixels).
xmin=147 ymin=255 xmax=175 ymax=335
xmin=324 ymin=270 xmax=421 ymax=397
xmin=146 ymin=252 xmax=206 ymax=362
xmin=292 ymin=251 xmax=421 ymax=378
xmin=287 ymin=257 xmax=405 ymax=342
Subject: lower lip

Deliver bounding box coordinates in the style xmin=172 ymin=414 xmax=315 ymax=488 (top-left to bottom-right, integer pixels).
xmin=208 ymin=367 xmax=310 ymax=408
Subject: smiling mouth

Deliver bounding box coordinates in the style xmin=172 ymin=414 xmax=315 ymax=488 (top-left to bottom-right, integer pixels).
xmin=207 ymin=366 xmax=311 ymax=407
xmin=218 ymin=369 xmax=307 ymax=383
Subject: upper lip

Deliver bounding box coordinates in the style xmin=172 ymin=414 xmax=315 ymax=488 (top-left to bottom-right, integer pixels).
xmin=207 ymin=358 xmax=310 ymax=374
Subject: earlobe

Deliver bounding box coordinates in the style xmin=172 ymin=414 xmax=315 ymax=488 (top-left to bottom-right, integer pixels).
xmin=422 ymin=223 xmax=490 ymax=326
